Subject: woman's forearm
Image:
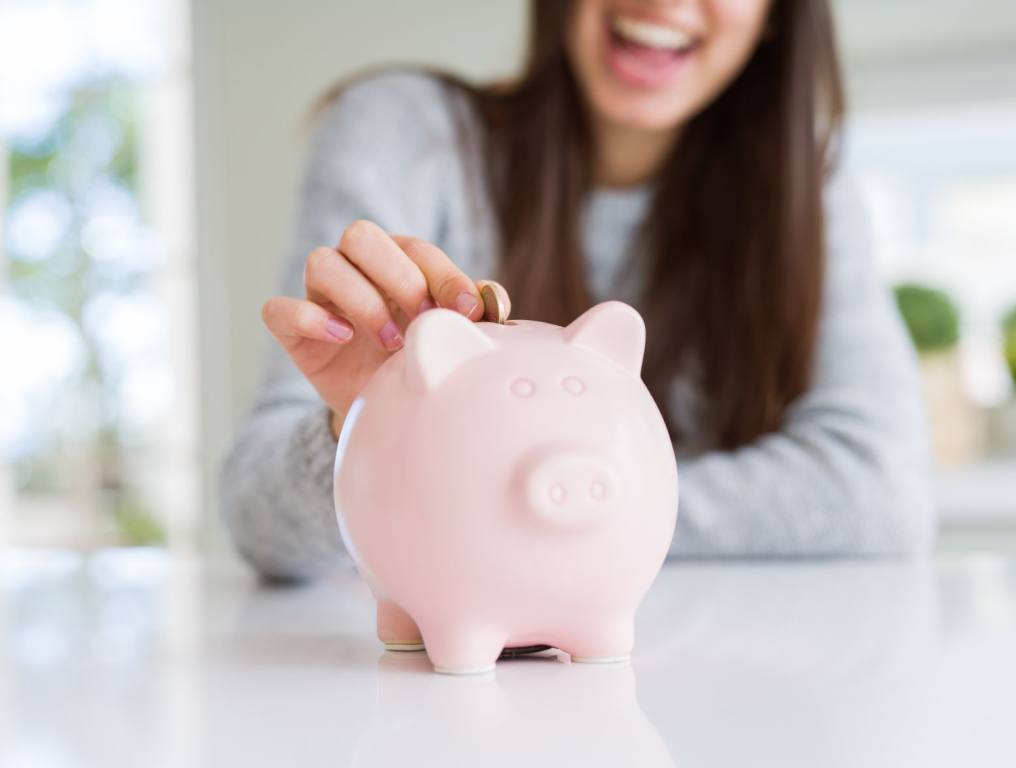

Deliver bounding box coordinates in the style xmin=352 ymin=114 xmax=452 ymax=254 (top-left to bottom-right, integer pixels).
xmin=669 ymin=411 xmax=935 ymax=558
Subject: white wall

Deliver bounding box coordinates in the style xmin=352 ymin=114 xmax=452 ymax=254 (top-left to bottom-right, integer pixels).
xmin=191 ymin=0 xmax=1016 ymax=540
xmin=834 ymin=0 xmax=1016 ymax=111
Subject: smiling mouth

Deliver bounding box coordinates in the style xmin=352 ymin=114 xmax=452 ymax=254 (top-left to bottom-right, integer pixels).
xmin=609 ymin=14 xmax=700 ymax=54
xmin=604 ymin=13 xmax=702 ymax=88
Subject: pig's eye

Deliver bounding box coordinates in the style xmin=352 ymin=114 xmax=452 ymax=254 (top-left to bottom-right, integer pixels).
xmin=510 ymin=378 xmax=535 ymax=398
xmin=561 ymin=376 xmax=586 ymax=395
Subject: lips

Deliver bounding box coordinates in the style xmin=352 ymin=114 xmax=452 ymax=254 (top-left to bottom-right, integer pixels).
xmin=604 ymin=13 xmax=701 ymax=89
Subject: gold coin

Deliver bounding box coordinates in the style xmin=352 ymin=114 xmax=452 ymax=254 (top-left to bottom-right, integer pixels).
xmin=477 ymin=280 xmax=511 ymax=324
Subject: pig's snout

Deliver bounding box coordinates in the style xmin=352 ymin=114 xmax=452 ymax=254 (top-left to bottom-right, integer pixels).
xmin=523 ymin=450 xmax=620 ymax=527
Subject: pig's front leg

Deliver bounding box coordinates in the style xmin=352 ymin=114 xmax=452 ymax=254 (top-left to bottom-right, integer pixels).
xmin=377 ymin=600 xmax=424 ymax=651
xmin=416 ymin=618 xmax=505 ymax=675
xmin=561 ymin=616 xmax=635 ymax=664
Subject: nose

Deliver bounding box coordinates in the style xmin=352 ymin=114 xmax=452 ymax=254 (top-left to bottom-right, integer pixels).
xmin=523 ymin=449 xmax=620 ymax=528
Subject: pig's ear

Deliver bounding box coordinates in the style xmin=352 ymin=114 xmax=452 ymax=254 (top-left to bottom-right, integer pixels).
xmin=563 ymin=301 xmax=646 ymax=375
xmin=404 ymin=308 xmax=495 ymax=391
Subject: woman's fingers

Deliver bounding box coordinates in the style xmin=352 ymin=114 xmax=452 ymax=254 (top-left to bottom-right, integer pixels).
xmin=390 ymin=234 xmax=483 ymax=320
xmin=338 ymin=220 xmax=434 ymax=320
xmin=261 ymin=296 xmax=354 ymax=347
xmin=304 ymin=246 xmax=405 ymax=352
xmin=292 ymin=223 xmax=480 ymax=358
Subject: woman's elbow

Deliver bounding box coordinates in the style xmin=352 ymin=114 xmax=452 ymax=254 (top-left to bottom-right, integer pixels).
xmin=849 ymin=459 xmax=937 ymax=556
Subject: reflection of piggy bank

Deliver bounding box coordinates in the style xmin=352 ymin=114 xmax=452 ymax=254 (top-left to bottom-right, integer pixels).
xmin=350 ymin=653 xmax=675 ymax=767
xmin=334 ymin=301 xmax=678 ymax=674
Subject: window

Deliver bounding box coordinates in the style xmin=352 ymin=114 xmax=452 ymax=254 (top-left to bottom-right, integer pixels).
xmin=847 ymin=103 xmax=1016 ymax=408
xmin=845 ymin=101 xmax=1016 ymax=521
xmin=0 ymin=0 xmax=196 ymax=548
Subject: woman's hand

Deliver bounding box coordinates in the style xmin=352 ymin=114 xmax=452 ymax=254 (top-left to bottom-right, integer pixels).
xmin=261 ymin=220 xmax=484 ymax=437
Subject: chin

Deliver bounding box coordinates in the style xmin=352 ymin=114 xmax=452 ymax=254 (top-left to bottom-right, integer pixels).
xmin=589 ymin=85 xmax=694 ymax=133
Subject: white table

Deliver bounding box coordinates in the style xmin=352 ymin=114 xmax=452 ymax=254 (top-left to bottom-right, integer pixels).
xmin=1 ymin=549 xmax=1014 ymax=767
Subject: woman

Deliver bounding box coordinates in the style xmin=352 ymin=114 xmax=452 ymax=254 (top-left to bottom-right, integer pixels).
xmin=223 ymin=0 xmax=934 ymax=580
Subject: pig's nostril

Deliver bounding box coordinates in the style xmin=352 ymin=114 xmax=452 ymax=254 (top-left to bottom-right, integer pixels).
xmin=525 ymin=451 xmax=618 ymax=526
xmin=562 ymin=376 xmax=585 ymax=395
xmin=548 ymin=483 xmax=567 ymax=505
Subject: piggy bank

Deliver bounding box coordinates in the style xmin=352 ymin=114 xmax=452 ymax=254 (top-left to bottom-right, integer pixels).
xmin=334 ymin=301 xmax=678 ymax=674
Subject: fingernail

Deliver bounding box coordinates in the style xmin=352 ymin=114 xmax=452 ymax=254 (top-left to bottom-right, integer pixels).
xmin=325 ymin=317 xmax=353 ymax=342
xmin=379 ymin=320 xmax=404 ymax=351
xmin=456 ymin=291 xmax=479 ymax=317
xmin=418 ymin=297 xmax=437 ymax=314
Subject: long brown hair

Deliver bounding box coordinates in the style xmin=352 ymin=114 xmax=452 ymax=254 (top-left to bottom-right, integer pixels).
xmin=325 ymin=0 xmax=844 ymax=450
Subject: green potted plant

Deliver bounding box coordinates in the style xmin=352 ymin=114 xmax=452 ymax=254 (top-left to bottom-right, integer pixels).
xmin=894 ymin=283 xmax=979 ymax=466
xmin=995 ymin=305 xmax=1016 ymax=456
xmin=1003 ymin=306 xmax=1016 ymax=389
xmin=894 ymin=284 xmax=960 ymax=354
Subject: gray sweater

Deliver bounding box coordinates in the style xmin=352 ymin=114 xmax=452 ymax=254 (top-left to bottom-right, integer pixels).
xmin=222 ymin=70 xmax=935 ymax=580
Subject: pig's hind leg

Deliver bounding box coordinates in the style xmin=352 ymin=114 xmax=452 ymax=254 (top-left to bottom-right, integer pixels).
xmin=417 ymin=619 xmax=505 ymax=675
xmin=563 ymin=616 xmax=634 ymax=665
xmin=377 ymin=600 xmax=425 ymax=652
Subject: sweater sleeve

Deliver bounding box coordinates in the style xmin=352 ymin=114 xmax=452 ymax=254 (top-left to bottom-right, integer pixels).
xmin=220 ymin=71 xmax=466 ymax=580
xmin=668 ymin=172 xmax=937 ymax=557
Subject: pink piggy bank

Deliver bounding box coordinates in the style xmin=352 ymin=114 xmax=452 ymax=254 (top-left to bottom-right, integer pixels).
xmin=334 ymin=301 xmax=678 ymax=674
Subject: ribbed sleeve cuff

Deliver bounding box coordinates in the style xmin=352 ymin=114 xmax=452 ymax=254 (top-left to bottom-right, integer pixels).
xmin=287 ymin=402 xmax=340 ymax=498
xmin=269 ymin=403 xmax=346 ymax=574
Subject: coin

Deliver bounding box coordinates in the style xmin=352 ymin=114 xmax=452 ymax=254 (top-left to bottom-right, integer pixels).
xmin=499 ymin=644 xmax=553 ymax=659
xmin=476 ymin=279 xmax=511 ymax=324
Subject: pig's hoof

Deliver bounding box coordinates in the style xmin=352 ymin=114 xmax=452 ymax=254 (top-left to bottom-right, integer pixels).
xmin=570 ymin=654 xmax=631 ymax=665
xmin=432 ymin=663 xmax=497 ymax=676
xmin=384 ymin=641 xmax=426 ymax=652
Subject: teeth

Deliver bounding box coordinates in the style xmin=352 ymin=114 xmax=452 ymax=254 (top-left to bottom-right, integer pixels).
xmin=612 ymin=16 xmax=694 ymax=50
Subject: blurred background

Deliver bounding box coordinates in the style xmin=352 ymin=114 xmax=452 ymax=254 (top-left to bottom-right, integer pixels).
xmin=1 ymin=0 xmax=1014 ymax=558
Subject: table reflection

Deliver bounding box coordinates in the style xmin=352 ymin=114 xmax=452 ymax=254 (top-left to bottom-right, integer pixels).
xmin=637 ymin=562 xmax=938 ymax=766
xmin=350 ymin=651 xmax=674 ymax=767
xmin=3 ymin=550 xmax=1014 ymax=768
